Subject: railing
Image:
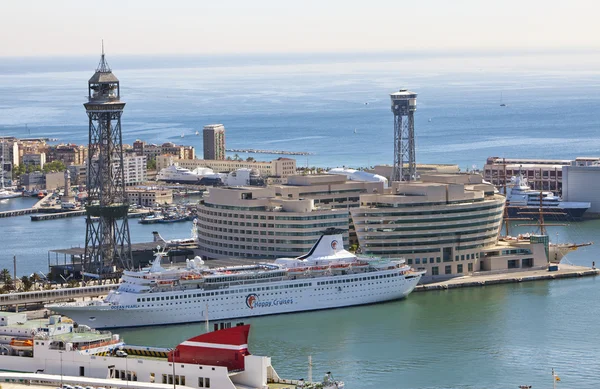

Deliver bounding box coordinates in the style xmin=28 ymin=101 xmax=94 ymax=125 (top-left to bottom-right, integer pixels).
xmin=0 ymin=284 xmax=117 ymax=306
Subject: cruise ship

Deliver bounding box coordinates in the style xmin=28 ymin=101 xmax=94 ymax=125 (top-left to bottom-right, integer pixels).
xmin=156 ymin=164 xmax=222 ymax=184
xmin=47 ymin=228 xmax=424 ymax=329
xmin=505 ymin=173 xmax=590 ymax=219
xmin=0 ymin=312 xmax=342 ymax=389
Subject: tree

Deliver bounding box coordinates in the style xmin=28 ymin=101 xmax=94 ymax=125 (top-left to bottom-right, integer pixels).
xmin=20 ymin=276 xmax=32 ymax=292
xmin=246 ymin=157 xmax=255 ymax=162
xmin=147 ymin=158 xmax=157 ymax=170
xmin=0 ymin=268 xmax=11 ymax=285
xmin=233 ymin=154 xmax=241 ymax=161
xmin=42 ymin=161 xmax=66 ymax=173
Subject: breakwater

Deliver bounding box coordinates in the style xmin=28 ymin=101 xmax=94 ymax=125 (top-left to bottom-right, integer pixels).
xmin=226 ymin=148 xmax=313 ymax=155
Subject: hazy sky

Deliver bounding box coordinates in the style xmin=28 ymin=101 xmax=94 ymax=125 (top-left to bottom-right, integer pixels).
xmin=1 ymin=0 xmax=598 ymax=57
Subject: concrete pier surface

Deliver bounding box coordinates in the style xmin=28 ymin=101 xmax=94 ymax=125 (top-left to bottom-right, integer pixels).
xmin=415 ymin=264 xmax=599 ymax=292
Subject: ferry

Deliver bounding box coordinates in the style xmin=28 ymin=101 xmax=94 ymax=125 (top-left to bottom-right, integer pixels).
xmin=47 ymin=228 xmax=424 ymax=329
xmin=0 ymin=312 xmax=342 ymax=389
xmin=505 ymin=172 xmax=590 ymax=219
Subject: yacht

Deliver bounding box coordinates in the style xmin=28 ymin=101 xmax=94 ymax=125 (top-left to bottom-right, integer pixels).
xmin=505 ymin=173 xmax=590 ymax=219
xmin=47 ymin=228 xmax=424 ymax=329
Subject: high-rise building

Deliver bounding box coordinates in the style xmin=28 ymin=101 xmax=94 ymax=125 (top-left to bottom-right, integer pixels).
xmin=203 ymin=124 xmax=226 ymax=160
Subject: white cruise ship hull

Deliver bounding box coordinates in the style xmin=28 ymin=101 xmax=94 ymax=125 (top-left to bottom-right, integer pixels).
xmin=50 ymin=269 xmax=421 ymax=329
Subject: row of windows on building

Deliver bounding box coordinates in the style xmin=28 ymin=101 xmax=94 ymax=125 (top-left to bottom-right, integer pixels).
xmin=364 ymin=242 xmax=487 ymax=256
xmin=361 ymin=225 xmax=501 ymax=240
xmin=199 ymin=221 xmax=348 ymax=231
xmin=407 ymin=252 xmax=479 ymax=265
xmin=198 ymin=235 xmax=332 ymax=246
xmin=196 ymin=215 xmax=347 ymax=227
xmin=363 ymin=232 xmax=498 ymax=248
xmin=428 ymin=263 xmax=474 ymax=276
xmin=353 ymin=202 xmax=504 ymax=218
xmin=356 ymin=211 xmax=503 ymax=226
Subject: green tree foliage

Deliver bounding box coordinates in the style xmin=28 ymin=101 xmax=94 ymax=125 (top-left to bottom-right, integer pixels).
xmin=20 ymin=275 xmax=32 ymax=292
xmin=147 ymin=158 xmax=157 ymax=170
xmin=43 ymin=161 xmax=66 ymax=173
xmin=246 ymin=157 xmax=256 ymax=162
xmin=0 ymin=269 xmax=11 ymax=284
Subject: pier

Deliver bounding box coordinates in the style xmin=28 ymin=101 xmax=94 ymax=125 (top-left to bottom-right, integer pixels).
xmin=415 ymin=264 xmax=599 ymax=292
xmin=226 ymin=148 xmax=314 ymax=155
xmin=30 ymin=210 xmax=86 ymax=221
xmin=0 ymin=208 xmax=38 ymax=218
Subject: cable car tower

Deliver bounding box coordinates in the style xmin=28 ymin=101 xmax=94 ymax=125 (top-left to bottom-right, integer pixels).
xmin=390 ymin=89 xmax=417 ymax=182
xmin=83 ymin=45 xmax=132 ymax=276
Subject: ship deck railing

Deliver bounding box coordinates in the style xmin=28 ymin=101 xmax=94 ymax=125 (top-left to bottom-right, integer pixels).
xmin=0 ymin=284 xmax=117 ymax=306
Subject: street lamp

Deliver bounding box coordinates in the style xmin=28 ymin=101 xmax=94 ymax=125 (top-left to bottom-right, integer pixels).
xmin=59 ymin=351 xmax=63 ymax=389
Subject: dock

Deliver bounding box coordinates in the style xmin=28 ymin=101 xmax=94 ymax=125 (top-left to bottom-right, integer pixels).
xmin=0 ymin=208 xmax=38 ymax=218
xmin=415 ymin=264 xmax=599 ymax=292
xmin=30 ymin=210 xmax=86 ymax=221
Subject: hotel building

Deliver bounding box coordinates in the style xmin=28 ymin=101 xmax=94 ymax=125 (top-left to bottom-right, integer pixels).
xmin=195 ymin=174 xmax=384 ymax=259
xmin=350 ymin=174 xmax=548 ymax=281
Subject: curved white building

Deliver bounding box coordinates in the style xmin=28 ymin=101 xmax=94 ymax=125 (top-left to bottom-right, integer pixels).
xmin=351 ymin=174 xmax=509 ymax=278
xmin=196 ymin=186 xmax=349 ymax=259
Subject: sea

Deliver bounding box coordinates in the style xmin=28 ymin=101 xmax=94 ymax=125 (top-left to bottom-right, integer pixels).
xmin=2 ymin=50 xmax=600 ymax=388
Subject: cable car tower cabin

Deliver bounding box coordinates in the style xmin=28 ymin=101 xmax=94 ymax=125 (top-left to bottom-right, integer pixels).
xmin=83 ymin=45 xmax=132 ymax=276
xmin=390 ymin=89 xmax=417 ymax=182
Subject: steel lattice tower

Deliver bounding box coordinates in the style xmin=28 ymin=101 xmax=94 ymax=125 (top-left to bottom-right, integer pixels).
xmin=390 ymin=89 xmax=418 ymax=182
xmin=83 ymin=46 xmax=132 ymax=276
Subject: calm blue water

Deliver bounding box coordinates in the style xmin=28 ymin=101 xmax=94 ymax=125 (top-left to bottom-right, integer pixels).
xmin=2 ymin=52 xmax=600 ymax=388
xmin=2 ymin=52 xmax=600 ymax=169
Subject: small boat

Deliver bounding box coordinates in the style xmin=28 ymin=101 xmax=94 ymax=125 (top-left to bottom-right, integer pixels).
xmin=181 ymin=132 xmax=185 ymax=138
xmin=195 ymin=130 xmax=199 ymax=136
xmin=139 ymin=214 xmax=164 ymax=224
xmin=353 ymin=128 xmax=357 ymax=134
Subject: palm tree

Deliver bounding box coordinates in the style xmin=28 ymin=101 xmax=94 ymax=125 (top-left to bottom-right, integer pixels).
xmin=0 ymin=269 xmax=11 ymax=285
xmin=20 ymin=276 xmax=32 ymax=292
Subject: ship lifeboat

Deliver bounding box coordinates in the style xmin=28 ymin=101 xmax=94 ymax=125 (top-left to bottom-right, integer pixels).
xmin=308 ymin=266 xmax=328 ymax=274
xmin=181 ymin=274 xmax=201 ymax=281
xmin=329 ymin=263 xmax=350 ymax=273
xmin=157 ymin=280 xmax=175 ymax=286
xmin=287 ymin=268 xmax=307 ymax=276
xmin=352 ymin=261 xmax=369 ymax=267
xmin=10 ymin=339 xmax=33 ymax=351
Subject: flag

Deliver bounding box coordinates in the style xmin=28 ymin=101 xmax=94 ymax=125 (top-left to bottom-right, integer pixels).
xmin=555 ymin=376 xmax=561 ymax=382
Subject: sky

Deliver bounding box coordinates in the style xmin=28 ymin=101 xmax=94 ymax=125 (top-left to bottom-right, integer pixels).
xmin=1 ymin=0 xmax=599 ymax=57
